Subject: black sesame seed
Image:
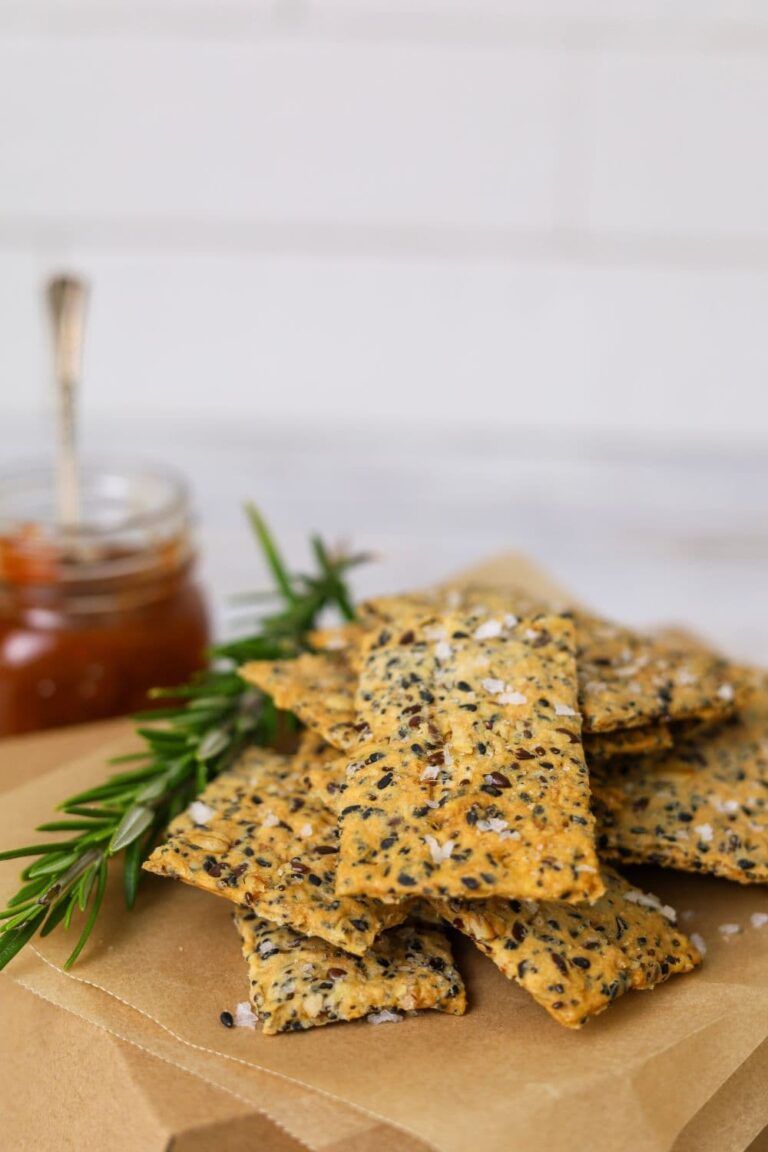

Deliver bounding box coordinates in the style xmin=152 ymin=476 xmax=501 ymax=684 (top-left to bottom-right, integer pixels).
xmin=219 ymin=1011 xmax=234 ymax=1028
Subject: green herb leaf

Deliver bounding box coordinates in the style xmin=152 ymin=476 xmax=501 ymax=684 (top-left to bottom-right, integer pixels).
xmin=0 ymin=506 xmax=366 ymax=970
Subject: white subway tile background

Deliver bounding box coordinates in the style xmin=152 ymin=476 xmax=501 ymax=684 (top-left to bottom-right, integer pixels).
xmin=0 ymin=1 xmax=767 ymax=650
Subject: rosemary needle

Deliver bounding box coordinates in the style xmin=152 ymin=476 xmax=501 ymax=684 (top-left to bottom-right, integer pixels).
xmin=0 ymin=504 xmax=367 ymax=971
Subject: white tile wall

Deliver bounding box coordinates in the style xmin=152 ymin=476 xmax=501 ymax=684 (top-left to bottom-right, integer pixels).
xmin=2 ymin=251 xmax=767 ymax=439
xmin=0 ymin=1 xmax=767 ymax=446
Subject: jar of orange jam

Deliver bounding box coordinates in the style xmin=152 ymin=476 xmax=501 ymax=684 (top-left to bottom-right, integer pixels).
xmin=0 ymin=465 xmax=210 ymax=736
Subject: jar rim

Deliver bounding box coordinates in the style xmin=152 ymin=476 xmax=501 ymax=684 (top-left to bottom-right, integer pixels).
xmin=0 ymin=460 xmax=191 ymax=540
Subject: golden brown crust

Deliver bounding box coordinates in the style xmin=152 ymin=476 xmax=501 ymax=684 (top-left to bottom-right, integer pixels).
xmin=336 ymin=611 xmax=603 ymax=903
xmin=144 ymin=748 xmax=406 ymax=955
xmin=592 ymin=695 xmax=768 ymax=884
xmin=236 ymin=914 xmax=466 ymax=1034
xmin=433 ymin=866 xmax=700 ymax=1028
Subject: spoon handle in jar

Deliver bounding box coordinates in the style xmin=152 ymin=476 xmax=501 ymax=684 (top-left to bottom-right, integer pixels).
xmin=47 ymin=275 xmax=87 ymax=528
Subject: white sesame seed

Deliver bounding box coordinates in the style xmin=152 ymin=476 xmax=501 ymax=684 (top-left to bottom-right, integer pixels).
xmin=261 ymin=811 xmax=280 ymax=828
xmin=299 ymin=823 xmax=314 ymax=838
xmin=434 ymin=641 xmax=453 ymax=660
xmin=554 ymin=703 xmax=577 ymax=717
xmin=481 ymin=678 xmax=505 ymax=694
xmin=718 ymin=923 xmax=741 ymax=936
xmin=750 ymin=912 xmax=768 ymax=929
xmin=420 ymin=764 xmax=440 ymax=782
xmin=718 ymin=683 xmax=735 ymax=702
xmin=694 ymin=823 xmax=714 ymax=843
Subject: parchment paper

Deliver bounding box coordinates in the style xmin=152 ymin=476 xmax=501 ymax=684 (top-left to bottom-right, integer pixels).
xmin=2 ymin=555 xmax=767 ymax=1152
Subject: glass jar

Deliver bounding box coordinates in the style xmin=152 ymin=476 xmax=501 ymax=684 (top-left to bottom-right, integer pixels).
xmin=0 ymin=464 xmax=210 ymax=736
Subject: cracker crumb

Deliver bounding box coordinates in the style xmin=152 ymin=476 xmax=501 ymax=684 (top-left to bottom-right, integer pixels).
xmin=234 ymin=1002 xmax=258 ymax=1029
xmin=690 ymin=932 xmax=707 ymax=956
xmin=367 ymin=1010 xmax=403 ymax=1025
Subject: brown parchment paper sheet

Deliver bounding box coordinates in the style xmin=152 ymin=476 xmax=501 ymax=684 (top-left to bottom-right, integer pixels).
xmin=1 ymin=555 xmax=768 ymax=1152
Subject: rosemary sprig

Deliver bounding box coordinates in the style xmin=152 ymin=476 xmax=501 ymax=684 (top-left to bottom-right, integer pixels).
xmin=0 ymin=504 xmax=365 ymax=971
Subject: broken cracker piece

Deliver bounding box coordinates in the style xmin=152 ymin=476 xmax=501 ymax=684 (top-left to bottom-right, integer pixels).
xmin=144 ymin=748 xmax=406 ymax=955
xmin=432 ymin=866 xmax=700 ymax=1028
xmin=239 ymin=654 xmax=360 ymax=751
xmin=235 ymin=913 xmax=466 ymax=1034
xmin=592 ymin=695 xmax=768 ymax=884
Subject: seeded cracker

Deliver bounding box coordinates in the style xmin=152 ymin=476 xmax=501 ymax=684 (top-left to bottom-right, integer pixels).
xmin=360 ymin=589 xmax=741 ymax=734
xmin=336 ymin=611 xmax=603 ymax=903
xmin=584 ymin=724 xmax=673 ymax=762
xmin=235 ymin=913 xmax=466 ymax=1034
xmin=592 ymin=694 xmax=768 ymax=884
xmin=144 ymin=748 xmax=407 ymax=955
xmin=239 ymin=654 xmax=360 ymax=751
xmin=432 ymin=866 xmax=700 ymax=1028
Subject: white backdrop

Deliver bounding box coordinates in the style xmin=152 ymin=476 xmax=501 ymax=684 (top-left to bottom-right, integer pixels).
xmin=1 ymin=2 xmax=768 ymax=658
xmin=1 ymin=1 xmax=768 ymax=443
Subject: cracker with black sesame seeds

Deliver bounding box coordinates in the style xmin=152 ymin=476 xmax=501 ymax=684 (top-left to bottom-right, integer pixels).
xmin=239 ymin=654 xmax=361 ymax=751
xmin=234 ymin=913 xmax=466 ymax=1034
xmin=431 ymin=865 xmax=700 ymax=1029
xmin=584 ymin=724 xmax=674 ymax=762
xmin=364 ymin=589 xmax=744 ymax=734
xmin=336 ymin=611 xmax=603 ymax=904
xmin=572 ymin=610 xmax=743 ymax=734
xmin=591 ymin=695 xmax=768 ymax=884
xmin=144 ymin=748 xmax=407 ymax=955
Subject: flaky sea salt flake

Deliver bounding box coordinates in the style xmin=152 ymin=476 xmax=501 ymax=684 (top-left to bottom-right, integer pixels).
xmin=188 ymin=801 xmax=215 ymax=825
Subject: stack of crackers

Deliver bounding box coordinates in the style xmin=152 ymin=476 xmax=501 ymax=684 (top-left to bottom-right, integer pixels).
xmin=145 ymin=584 xmax=767 ymax=1034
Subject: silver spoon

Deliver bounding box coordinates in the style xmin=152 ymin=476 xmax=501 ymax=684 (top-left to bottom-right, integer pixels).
xmin=47 ymin=275 xmax=88 ymax=529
